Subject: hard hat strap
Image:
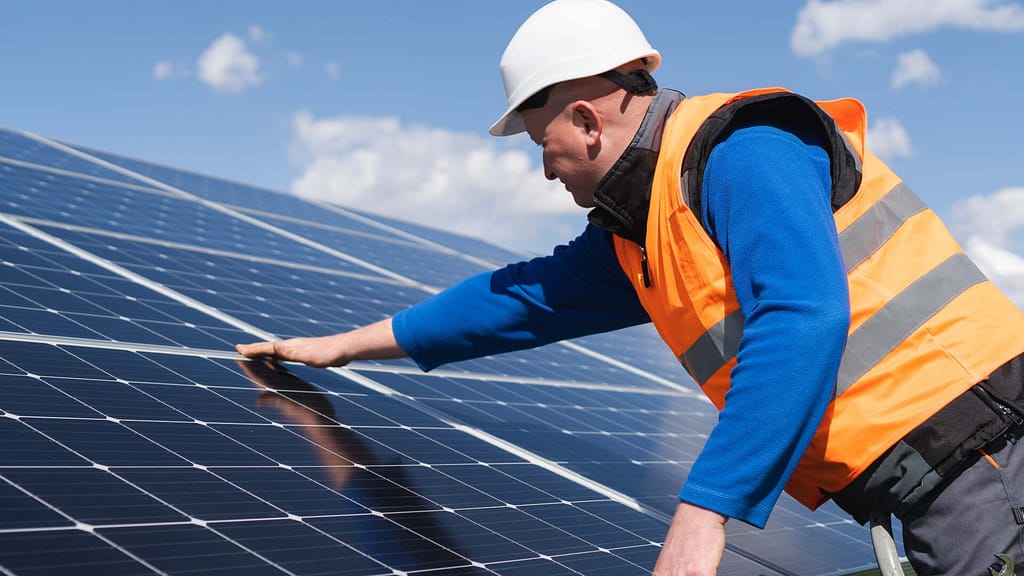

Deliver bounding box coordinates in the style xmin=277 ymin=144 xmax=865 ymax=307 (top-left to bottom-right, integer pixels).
xmin=599 ymin=69 xmax=658 ymax=94
xmin=515 ymin=69 xmax=658 ymax=114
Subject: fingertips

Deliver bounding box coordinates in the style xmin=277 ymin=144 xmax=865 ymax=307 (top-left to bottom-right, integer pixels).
xmin=236 ymin=342 xmax=272 ymax=357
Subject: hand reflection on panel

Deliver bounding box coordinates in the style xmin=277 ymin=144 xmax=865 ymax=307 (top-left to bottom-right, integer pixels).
xmin=236 ymin=358 xmax=374 ymax=489
xmin=234 ymin=359 xmax=480 ymax=571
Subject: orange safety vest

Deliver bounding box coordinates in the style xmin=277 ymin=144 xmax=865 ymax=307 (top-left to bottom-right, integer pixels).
xmin=613 ymin=88 xmax=1024 ymax=509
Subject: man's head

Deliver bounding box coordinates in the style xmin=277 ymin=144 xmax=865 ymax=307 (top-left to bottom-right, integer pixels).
xmin=519 ymin=64 xmax=657 ymax=207
xmin=490 ymin=0 xmax=661 ymax=207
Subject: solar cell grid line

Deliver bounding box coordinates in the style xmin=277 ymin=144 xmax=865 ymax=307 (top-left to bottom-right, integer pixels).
xmin=229 ymin=204 xmax=438 ymax=254
xmin=0 ymin=128 xmax=147 ymax=187
xmin=34 ymin=225 xmax=428 ymax=341
xmin=30 ymin=132 xmax=439 ymax=292
xmin=0 ymin=156 xmax=170 ymax=200
xmin=17 ymin=216 xmax=395 ymax=287
xmin=230 ymin=210 xmax=498 ymax=289
xmin=67 ymin=138 xmax=516 ymax=269
xmin=0 ymin=221 xmax=257 ymax=350
xmin=26 ymin=221 xmax=676 ymax=386
xmin=0 ymin=164 xmax=380 ymax=278
xmin=0 ymin=341 xmax=678 ymax=575
xmin=0 ymin=214 xmax=275 ymax=348
xmin=309 ymin=201 xmax=516 ymax=270
xmin=65 ymin=142 xmax=352 ymax=225
xmin=342 ymin=205 xmax=531 ymax=267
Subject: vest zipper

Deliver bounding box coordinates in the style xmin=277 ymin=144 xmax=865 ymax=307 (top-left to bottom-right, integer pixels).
xmin=999 ymin=402 xmax=1024 ymax=444
xmin=640 ymin=245 xmax=652 ymax=288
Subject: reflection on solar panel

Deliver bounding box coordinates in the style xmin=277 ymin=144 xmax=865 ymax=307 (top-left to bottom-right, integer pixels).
xmin=0 ymin=125 xmax=885 ymax=575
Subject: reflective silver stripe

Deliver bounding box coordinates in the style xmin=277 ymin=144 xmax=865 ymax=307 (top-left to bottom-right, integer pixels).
xmin=839 ymin=183 xmax=927 ymax=272
xmin=679 ymin=309 xmax=745 ymax=385
xmin=677 ymin=183 xmax=975 ymax=391
xmin=835 ymin=253 xmax=987 ymax=395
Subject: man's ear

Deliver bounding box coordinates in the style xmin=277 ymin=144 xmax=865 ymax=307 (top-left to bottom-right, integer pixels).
xmin=571 ymin=100 xmax=603 ymax=147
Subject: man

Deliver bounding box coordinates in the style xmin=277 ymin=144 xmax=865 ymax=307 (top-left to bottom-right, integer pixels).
xmin=238 ymin=1 xmax=1024 ymax=574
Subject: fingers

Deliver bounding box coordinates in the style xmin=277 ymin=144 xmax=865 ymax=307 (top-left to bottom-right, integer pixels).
xmin=236 ymin=336 xmax=346 ymax=368
xmin=236 ymin=339 xmax=317 ymax=366
xmin=235 ymin=341 xmax=282 ymax=359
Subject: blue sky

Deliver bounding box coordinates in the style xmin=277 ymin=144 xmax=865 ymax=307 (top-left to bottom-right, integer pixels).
xmin=2 ymin=0 xmax=1023 ymax=303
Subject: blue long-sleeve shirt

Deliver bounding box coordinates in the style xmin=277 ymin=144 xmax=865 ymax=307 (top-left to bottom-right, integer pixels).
xmin=392 ymin=121 xmax=849 ymax=528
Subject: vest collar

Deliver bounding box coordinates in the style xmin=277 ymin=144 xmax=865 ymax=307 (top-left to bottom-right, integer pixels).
xmin=587 ymin=89 xmax=685 ymax=245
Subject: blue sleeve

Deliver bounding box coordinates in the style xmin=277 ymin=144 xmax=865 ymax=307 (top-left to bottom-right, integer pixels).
xmin=392 ymin=223 xmax=650 ymax=371
xmin=677 ymin=124 xmax=850 ymax=527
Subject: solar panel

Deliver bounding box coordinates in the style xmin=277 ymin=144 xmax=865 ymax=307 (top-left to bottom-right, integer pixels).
xmin=0 ymin=126 xmax=886 ymax=575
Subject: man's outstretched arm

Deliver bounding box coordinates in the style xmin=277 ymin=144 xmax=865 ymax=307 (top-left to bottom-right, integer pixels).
xmin=235 ymin=318 xmax=406 ymax=368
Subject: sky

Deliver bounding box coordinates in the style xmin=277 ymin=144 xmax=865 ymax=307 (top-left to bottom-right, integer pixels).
xmin=2 ymin=0 xmax=1023 ymax=303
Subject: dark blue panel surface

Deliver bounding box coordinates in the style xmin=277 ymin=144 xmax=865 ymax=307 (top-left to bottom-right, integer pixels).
xmin=100 ymin=523 xmax=286 ymax=575
xmin=1 ymin=468 xmax=188 ymax=525
xmin=0 ymin=223 xmax=254 ymax=349
xmin=210 ymin=519 xmax=390 ymax=575
xmin=40 ymin=225 xmax=422 ymax=338
xmin=0 ymin=479 xmax=73 ymax=529
xmin=0 ymin=163 xmax=376 ymax=276
xmin=253 ymin=214 xmax=493 ymax=289
xmin=0 ymin=530 xmax=154 ymax=576
xmin=0 ymin=340 xmax=695 ymax=576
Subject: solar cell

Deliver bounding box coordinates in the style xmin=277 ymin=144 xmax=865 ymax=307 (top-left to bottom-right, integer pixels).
xmin=0 ymin=128 xmax=890 ymax=575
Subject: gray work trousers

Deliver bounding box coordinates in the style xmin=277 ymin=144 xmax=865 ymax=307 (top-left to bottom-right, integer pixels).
xmin=902 ymin=428 xmax=1024 ymax=575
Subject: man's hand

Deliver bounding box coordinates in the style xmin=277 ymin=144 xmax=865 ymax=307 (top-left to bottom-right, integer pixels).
xmin=235 ymin=317 xmax=406 ymax=368
xmin=652 ymin=501 xmax=727 ymax=576
xmin=236 ymin=334 xmax=353 ymax=368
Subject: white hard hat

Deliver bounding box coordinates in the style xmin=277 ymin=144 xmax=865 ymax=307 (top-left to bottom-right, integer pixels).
xmin=489 ymin=0 xmax=661 ymax=137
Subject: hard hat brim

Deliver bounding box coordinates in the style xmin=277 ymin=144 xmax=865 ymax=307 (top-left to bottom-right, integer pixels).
xmin=489 ymin=108 xmax=527 ymax=137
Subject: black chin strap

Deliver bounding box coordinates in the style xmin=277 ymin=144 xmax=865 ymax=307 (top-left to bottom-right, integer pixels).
xmin=516 ymin=69 xmax=658 ymax=113
xmin=599 ymin=68 xmax=658 ymax=94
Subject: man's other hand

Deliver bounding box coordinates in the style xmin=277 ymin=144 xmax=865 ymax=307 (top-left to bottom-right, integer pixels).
xmin=652 ymin=501 xmax=727 ymax=575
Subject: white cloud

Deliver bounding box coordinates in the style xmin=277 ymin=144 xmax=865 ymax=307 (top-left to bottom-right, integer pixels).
xmin=153 ymin=60 xmax=174 ymax=80
xmin=152 ymin=59 xmax=189 ymax=80
xmin=867 ymin=117 xmax=914 ymax=159
xmin=248 ymin=25 xmax=267 ymax=43
xmin=197 ymin=33 xmax=262 ymax=93
xmin=286 ymin=50 xmax=303 ymax=67
xmin=891 ymin=49 xmax=942 ymax=89
xmin=948 ymin=187 xmax=1024 ymax=307
xmin=324 ymin=61 xmax=341 ymax=79
xmin=792 ymin=0 xmax=1024 ymax=57
xmin=288 ymin=111 xmax=582 ymax=253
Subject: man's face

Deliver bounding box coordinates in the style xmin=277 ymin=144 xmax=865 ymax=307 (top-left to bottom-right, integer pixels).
xmin=521 ymin=104 xmax=603 ymax=209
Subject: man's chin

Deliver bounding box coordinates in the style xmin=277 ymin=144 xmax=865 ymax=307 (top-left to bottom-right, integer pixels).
xmin=568 ymin=190 xmax=596 ymax=208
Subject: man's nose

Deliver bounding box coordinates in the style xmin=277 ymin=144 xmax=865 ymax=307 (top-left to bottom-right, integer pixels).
xmin=542 ymin=159 xmax=556 ymax=181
